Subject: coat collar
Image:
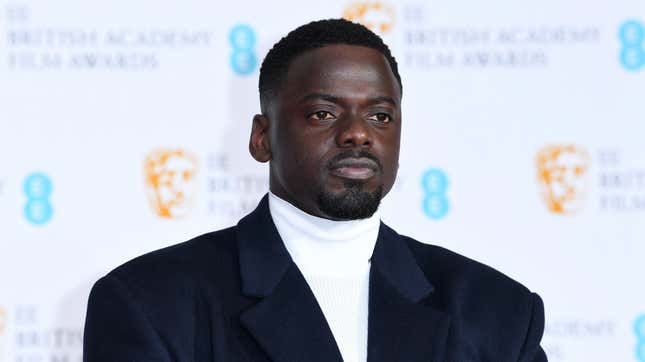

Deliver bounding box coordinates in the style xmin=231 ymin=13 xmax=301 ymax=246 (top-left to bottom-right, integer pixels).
xmin=236 ymin=194 xmax=450 ymax=362
xmin=237 ymin=194 xmax=435 ymax=300
xmin=370 ymin=222 xmax=434 ymax=302
xmin=237 ymin=194 xmax=291 ymax=297
xmin=368 ymin=222 xmax=450 ymax=362
xmin=237 ymin=195 xmax=342 ymax=361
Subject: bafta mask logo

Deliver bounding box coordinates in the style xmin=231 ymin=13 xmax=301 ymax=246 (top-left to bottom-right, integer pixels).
xmin=0 ymin=306 xmax=6 ymax=335
xmin=343 ymin=1 xmax=395 ymax=35
xmin=144 ymin=149 xmax=198 ymax=218
xmin=536 ymin=145 xmax=590 ymax=214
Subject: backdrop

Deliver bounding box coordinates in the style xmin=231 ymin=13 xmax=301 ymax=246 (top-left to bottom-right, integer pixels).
xmin=1 ymin=0 xmax=644 ymax=361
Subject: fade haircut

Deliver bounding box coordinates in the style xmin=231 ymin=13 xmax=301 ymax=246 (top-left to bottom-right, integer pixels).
xmin=258 ymin=18 xmax=402 ymax=113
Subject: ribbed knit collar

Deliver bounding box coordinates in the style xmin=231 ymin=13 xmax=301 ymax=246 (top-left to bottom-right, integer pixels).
xmin=268 ymin=191 xmax=380 ymax=277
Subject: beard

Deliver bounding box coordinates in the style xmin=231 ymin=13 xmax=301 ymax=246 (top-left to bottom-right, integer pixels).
xmin=316 ymin=180 xmax=383 ymax=220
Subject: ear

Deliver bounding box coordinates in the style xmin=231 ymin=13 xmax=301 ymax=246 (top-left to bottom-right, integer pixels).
xmin=249 ymin=114 xmax=271 ymax=162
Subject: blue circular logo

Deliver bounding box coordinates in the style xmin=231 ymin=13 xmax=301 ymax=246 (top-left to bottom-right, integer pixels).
xmin=421 ymin=168 xmax=450 ymax=220
xmin=24 ymin=200 xmax=53 ymax=225
xmin=229 ymin=24 xmax=257 ymax=75
xmin=619 ymin=20 xmax=645 ymax=71
xmin=23 ymin=172 xmax=53 ymax=225
xmin=620 ymin=47 xmax=645 ymax=71
xmin=636 ymin=314 xmax=645 ymax=361
xmin=229 ymin=25 xmax=256 ymax=50
xmin=620 ymin=21 xmax=645 ymax=44
xmin=23 ymin=173 xmax=52 ymax=198
xmin=230 ymin=51 xmax=257 ymax=75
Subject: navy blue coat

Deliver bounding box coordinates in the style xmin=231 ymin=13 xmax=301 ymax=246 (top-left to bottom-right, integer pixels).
xmin=83 ymin=195 xmax=547 ymax=361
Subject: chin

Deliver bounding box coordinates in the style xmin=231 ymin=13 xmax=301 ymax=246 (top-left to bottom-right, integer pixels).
xmin=316 ymin=184 xmax=383 ymax=220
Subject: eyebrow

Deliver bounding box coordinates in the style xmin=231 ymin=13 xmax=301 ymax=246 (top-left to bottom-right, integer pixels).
xmin=299 ymin=92 xmax=398 ymax=107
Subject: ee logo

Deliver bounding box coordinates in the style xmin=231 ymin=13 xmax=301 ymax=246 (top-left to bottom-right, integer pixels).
xmin=421 ymin=168 xmax=449 ymax=220
xmin=229 ymin=24 xmax=257 ymax=75
xmin=23 ymin=172 xmax=53 ymax=225
xmin=636 ymin=314 xmax=645 ymax=362
xmin=619 ymin=20 xmax=645 ymax=71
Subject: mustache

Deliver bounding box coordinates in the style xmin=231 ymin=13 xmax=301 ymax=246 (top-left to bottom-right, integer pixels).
xmin=326 ymin=150 xmax=383 ymax=172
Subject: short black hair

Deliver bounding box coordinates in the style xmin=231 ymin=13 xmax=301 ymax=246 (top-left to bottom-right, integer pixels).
xmin=259 ymin=18 xmax=402 ymax=113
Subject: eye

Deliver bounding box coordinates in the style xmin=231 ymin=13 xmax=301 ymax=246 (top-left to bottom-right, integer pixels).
xmin=309 ymin=110 xmax=336 ymax=121
xmin=368 ymin=112 xmax=392 ymax=123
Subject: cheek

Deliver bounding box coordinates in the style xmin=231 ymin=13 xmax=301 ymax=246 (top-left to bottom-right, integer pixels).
xmin=287 ymin=124 xmax=331 ymax=158
xmin=380 ymin=135 xmax=401 ymax=183
xmin=277 ymin=131 xmax=320 ymax=174
xmin=381 ymin=132 xmax=401 ymax=162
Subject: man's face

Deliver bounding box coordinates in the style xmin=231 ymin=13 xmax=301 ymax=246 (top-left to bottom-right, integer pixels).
xmin=251 ymin=44 xmax=402 ymax=220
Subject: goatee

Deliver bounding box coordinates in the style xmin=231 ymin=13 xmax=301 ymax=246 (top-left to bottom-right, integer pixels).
xmin=317 ymin=181 xmax=383 ymax=220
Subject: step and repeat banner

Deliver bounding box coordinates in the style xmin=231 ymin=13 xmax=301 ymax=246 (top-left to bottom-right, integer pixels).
xmin=1 ymin=0 xmax=644 ymax=361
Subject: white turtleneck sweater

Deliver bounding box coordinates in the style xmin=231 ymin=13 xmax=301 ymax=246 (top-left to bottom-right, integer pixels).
xmin=268 ymin=192 xmax=380 ymax=362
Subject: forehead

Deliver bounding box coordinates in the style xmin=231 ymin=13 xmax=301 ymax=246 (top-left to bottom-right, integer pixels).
xmin=280 ymin=44 xmax=400 ymax=102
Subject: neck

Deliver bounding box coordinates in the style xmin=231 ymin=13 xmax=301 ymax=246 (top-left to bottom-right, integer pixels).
xmin=268 ymin=191 xmax=381 ymax=276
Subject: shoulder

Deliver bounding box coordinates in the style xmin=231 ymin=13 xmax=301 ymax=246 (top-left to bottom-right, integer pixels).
xmin=401 ymin=235 xmax=545 ymax=358
xmin=85 ymin=227 xmax=241 ymax=358
xmin=401 ymin=234 xmax=541 ymax=327
xmin=402 ymin=235 xmax=533 ymax=298
xmin=97 ymin=226 xmax=239 ymax=301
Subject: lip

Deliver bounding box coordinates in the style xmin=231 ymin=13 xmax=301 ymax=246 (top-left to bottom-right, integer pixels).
xmin=329 ymin=157 xmax=379 ymax=180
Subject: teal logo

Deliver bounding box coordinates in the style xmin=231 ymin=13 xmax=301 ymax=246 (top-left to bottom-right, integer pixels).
xmin=421 ymin=168 xmax=450 ymax=220
xmin=619 ymin=20 xmax=645 ymax=71
xmin=636 ymin=314 xmax=645 ymax=361
xmin=229 ymin=24 xmax=257 ymax=75
xmin=23 ymin=172 xmax=53 ymax=225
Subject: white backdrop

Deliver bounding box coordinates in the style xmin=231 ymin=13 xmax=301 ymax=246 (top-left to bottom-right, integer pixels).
xmin=1 ymin=0 xmax=644 ymax=361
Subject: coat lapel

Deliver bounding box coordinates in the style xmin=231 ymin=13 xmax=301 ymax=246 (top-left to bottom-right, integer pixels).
xmin=368 ymin=223 xmax=452 ymax=362
xmin=236 ymin=195 xmax=451 ymax=362
xmin=236 ymin=195 xmax=343 ymax=362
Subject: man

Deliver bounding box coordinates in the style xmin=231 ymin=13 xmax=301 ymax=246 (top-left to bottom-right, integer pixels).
xmin=84 ymin=19 xmax=547 ymax=361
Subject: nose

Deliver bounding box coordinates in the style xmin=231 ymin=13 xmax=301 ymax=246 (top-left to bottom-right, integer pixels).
xmin=335 ymin=115 xmax=372 ymax=148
